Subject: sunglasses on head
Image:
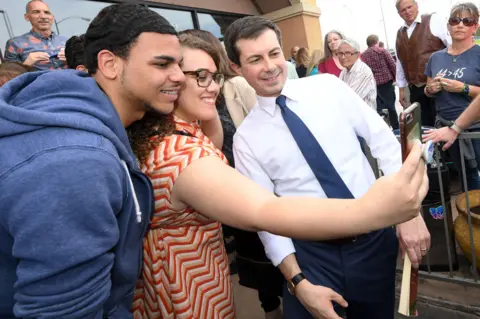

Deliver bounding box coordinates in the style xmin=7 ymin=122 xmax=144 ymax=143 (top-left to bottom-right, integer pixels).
xmin=448 ymin=16 xmax=477 ymax=27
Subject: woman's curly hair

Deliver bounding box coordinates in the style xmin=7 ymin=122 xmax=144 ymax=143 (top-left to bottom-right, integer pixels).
xmin=127 ymin=33 xmax=222 ymax=163
xmin=127 ymin=111 xmax=175 ymax=163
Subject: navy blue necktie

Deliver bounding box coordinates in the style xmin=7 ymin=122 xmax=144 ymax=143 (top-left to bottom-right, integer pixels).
xmin=276 ymin=95 xmax=354 ymax=199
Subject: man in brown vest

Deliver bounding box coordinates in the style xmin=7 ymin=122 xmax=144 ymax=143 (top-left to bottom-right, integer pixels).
xmin=395 ymin=0 xmax=451 ymax=127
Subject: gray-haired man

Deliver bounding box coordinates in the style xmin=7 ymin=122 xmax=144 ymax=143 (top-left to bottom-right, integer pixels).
xmin=338 ymin=38 xmax=377 ymax=110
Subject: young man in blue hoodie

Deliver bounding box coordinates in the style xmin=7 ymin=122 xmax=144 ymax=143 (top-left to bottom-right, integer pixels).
xmin=0 ymin=4 xmax=185 ymax=318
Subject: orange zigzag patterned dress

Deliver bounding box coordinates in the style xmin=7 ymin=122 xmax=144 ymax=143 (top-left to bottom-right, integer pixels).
xmin=132 ymin=118 xmax=235 ymax=319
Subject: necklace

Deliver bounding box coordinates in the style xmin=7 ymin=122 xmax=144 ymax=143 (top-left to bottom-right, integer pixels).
xmin=450 ymin=44 xmax=474 ymax=63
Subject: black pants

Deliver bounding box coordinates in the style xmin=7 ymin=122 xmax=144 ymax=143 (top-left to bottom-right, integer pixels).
xmin=376 ymin=81 xmax=399 ymax=130
xmin=409 ymin=84 xmax=437 ymax=127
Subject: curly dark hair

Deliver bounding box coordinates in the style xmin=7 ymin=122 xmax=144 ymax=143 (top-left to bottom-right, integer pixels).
xmin=128 ymin=33 xmax=222 ymax=162
xmin=65 ymin=34 xmax=86 ymax=69
xmin=85 ymin=3 xmax=178 ymax=162
xmin=127 ymin=111 xmax=175 ymax=163
xmin=84 ymin=3 xmax=176 ymax=74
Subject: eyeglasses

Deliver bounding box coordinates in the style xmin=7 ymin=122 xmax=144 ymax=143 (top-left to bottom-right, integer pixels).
xmin=183 ymin=69 xmax=225 ymax=88
xmin=448 ymin=17 xmax=477 ymax=27
xmin=337 ymin=51 xmax=358 ymax=58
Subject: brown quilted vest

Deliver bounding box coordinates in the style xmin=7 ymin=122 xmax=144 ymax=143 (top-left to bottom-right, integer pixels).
xmin=396 ymin=14 xmax=446 ymax=86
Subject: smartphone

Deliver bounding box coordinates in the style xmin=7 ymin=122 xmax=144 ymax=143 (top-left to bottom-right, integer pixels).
xmin=399 ymin=102 xmax=421 ymax=162
xmin=398 ymin=102 xmax=421 ymax=317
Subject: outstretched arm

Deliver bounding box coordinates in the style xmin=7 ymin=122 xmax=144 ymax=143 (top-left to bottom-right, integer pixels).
xmin=170 ymin=142 xmax=428 ymax=240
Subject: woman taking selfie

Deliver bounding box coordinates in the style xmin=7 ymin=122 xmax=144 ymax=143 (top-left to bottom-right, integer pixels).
xmin=424 ymin=2 xmax=480 ymax=190
xmin=180 ymin=29 xmax=284 ymax=319
xmin=130 ymin=34 xmax=428 ymax=318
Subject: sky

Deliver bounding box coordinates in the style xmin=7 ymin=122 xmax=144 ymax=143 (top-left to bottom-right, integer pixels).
xmin=316 ymin=0 xmax=480 ymax=51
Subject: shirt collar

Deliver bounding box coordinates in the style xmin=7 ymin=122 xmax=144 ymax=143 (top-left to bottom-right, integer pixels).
xmin=256 ymin=95 xmax=277 ymax=117
xmin=174 ymin=115 xmax=202 ymax=137
xmin=403 ymin=14 xmax=421 ymax=29
xmin=256 ymin=79 xmax=302 ymax=117
xmin=30 ymin=29 xmax=55 ymax=40
xmin=346 ymin=58 xmax=361 ymax=74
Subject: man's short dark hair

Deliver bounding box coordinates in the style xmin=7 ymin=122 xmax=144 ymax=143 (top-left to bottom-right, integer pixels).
xmin=366 ymin=34 xmax=379 ymax=47
xmin=84 ymin=3 xmax=177 ymax=74
xmin=65 ymin=34 xmax=86 ymax=69
xmin=224 ymin=16 xmax=282 ymax=66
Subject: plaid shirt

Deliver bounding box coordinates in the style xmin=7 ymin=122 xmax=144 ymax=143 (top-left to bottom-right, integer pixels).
xmin=361 ymin=46 xmax=396 ymax=85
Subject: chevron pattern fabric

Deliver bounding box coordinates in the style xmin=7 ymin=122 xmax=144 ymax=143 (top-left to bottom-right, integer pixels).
xmin=133 ymin=118 xmax=235 ymax=319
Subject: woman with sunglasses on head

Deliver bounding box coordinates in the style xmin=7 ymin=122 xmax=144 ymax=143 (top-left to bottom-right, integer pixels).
xmin=129 ymin=34 xmax=428 ymax=319
xmin=424 ymin=2 xmax=480 ymax=190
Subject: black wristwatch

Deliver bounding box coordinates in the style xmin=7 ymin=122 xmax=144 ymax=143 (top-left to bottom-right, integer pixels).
xmin=287 ymin=272 xmax=306 ymax=295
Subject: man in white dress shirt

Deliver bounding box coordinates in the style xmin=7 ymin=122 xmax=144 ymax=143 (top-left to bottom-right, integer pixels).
xmin=395 ymin=0 xmax=451 ymax=126
xmin=338 ymin=38 xmax=377 ymax=110
xmin=224 ymin=16 xmax=431 ymax=319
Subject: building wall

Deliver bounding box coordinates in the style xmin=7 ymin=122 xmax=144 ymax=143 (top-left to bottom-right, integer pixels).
xmin=276 ymin=16 xmax=308 ymax=58
xmin=151 ymin=0 xmax=260 ymax=15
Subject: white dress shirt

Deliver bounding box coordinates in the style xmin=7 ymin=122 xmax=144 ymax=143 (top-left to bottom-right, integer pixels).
xmin=233 ymin=74 xmax=401 ymax=266
xmin=396 ymin=12 xmax=452 ymax=88
xmin=340 ymin=59 xmax=377 ymax=110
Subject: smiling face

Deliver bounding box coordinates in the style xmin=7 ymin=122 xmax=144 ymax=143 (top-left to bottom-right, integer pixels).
xmin=175 ymin=47 xmax=221 ymax=122
xmin=397 ymin=0 xmax=419 ymax=26
xmin=448 ymin=10 xmax=479 ymax=42
xmin=232 ymin=29 xmax=287 ymax=98
xmin=25 ymin=1 xmax=54 ymax=33
xmin=118 ymin=32 xmax=185 ymax=115
xmin=327 ymin=32 xmax=342 ymax=53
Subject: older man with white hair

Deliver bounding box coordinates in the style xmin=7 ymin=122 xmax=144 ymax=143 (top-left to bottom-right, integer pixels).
xmin=338 ymin=38 xmax=377 ymax=110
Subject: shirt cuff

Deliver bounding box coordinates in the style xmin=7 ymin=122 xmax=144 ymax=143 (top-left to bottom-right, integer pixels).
xmin=396 ymin=79 xmax=407 ymax=88
xmin=258 ymin=231 xmax=296 ymax=267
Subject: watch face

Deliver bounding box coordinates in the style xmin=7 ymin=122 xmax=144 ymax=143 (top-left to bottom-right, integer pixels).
xmin=287 ymin=282 xmax=295 ymax=295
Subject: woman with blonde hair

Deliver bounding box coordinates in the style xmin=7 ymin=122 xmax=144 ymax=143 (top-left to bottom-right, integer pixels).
xmin=318 ymin=30 xmax=346 ymax=77
xmin=129 ymin=33 xmax=428 ymax=318
xmin=307 ymin=49 xmax=324 ymax=76
xmin=295 ymin=47 xmax=310 ymax=78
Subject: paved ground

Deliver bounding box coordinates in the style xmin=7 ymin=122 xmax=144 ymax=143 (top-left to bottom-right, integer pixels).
xmin=232 ymin=274 xmax=266 ymax=319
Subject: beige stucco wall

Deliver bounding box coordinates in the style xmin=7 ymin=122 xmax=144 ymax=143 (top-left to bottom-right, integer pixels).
xmin=263 ymin=0 xmax=323 ymax=58
xmin=276 ymin=16 xmax=307 ymax=57
xmin=277 ymin=15 xmax=323 ymax=59
xmin=151 ymin=0 xmax=260 ymax=15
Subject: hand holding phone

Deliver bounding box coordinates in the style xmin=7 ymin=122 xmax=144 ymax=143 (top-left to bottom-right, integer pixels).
xmin=398 ymin=102 xmax=425 ymax=318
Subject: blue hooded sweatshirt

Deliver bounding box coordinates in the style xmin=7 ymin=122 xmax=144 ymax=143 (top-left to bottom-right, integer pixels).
xmin=0 ymin=70 xmax=153 ymax=318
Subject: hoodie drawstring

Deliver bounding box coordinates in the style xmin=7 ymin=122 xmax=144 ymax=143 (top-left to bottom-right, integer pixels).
xmin=121 ymin=160 xmax=142 ymax=224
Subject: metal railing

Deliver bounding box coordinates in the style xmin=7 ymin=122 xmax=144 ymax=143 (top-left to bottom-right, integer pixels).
xmin=428 ymin=131 xmax=480 ymax=285
xmin=364 ymin=130 xmax=480 ymax=287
